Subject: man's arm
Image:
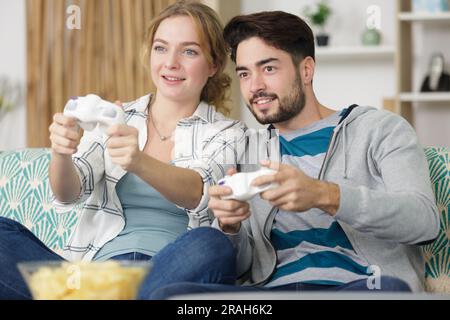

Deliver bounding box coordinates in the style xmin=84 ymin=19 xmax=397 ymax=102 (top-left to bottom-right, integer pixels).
xmin=256 ymin=114 xmax=440 ymax=245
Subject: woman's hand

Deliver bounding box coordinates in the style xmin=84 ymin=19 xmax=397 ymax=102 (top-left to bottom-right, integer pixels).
xmin=49 ymin=113 xmax=82 ymax=155
xmin=106 ymin=123 xmax=143 ymax=172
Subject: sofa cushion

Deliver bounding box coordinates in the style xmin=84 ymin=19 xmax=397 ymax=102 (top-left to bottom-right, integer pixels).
xmin=0 ymin=149 xmax=79 ymax=257
xmin=423 ymin=147 xmax=450 ymax=293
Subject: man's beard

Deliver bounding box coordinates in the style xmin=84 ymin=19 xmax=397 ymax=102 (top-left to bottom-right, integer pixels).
xmin=247 ymin=73 xmax=305 ymax=125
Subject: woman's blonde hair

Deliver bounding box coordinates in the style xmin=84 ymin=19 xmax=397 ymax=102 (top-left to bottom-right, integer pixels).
xmin=142 ymin=0 xmax=231 ymax=115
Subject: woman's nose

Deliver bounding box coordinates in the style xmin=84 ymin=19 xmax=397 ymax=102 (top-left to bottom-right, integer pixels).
xmin=165 ymin=51 xmax=180 ymax=70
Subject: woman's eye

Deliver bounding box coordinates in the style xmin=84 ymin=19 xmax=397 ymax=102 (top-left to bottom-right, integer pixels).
xmin=184 ymin=49 xmax=198 ymax=56
xmin=153 ymin=46 xmax=166 ymax=53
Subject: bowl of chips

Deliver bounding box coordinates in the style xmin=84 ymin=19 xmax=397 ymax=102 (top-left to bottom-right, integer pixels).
xmin=17 ymin=260 xmax=152 ymax=300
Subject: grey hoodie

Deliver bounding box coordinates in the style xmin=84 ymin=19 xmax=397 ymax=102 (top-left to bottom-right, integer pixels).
xmin=214 ymin=106 xmax=440 ymax=292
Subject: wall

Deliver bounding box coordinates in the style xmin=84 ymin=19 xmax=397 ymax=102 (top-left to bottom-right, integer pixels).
xmin=0 ymin=0 xmax=448 ymax=149
xmin=0 ymin=0 xmax=26 ymax=151
xmin=239 ymin=0 xmax=450 ymax=147
xmin=239 ymin=0 xmax=397 ymax=130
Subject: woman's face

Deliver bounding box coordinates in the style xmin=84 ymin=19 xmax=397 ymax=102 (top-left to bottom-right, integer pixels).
xmin=150 ymin=15 xmax=217 ymax=104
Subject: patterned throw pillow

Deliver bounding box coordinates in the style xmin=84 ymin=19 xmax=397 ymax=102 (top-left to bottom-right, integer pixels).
xmin=423 ymin=147 xmax=450 ymax=293
xmin=0 ymin=149 xmax=79 ymax=257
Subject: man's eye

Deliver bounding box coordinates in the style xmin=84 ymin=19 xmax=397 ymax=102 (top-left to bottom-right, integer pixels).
xmin=238 ymin=72 xmax=248 ymax=79
xmin=265 ymin=66 xmax=275 ymax=72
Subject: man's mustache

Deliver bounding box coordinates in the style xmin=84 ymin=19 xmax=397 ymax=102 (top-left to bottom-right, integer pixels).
xmin=250 ymin=91 xmax=278 ymax=105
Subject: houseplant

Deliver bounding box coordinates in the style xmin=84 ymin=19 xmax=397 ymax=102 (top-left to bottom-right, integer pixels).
xmin=0 ymin=77 xmax=22 ymax=119
xmin=303 ymin=0 xmax=332 ymax=46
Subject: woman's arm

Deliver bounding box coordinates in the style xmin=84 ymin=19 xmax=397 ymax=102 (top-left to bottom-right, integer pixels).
xmin=49 ymin=153 xmax=82 ymax=203
xmin=48 ymin=114 xmax=82 ymax=202
xmin=134 ymin=156 xmax=203 ymax=209
xmin=106 ymin=124 xmax=203 ymax=209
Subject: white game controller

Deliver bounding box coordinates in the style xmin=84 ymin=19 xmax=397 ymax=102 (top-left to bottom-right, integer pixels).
xmin=218 ymin=168 xmax=279 ymax=201
xmin=63 ymin=94 xmax=126 ymax=133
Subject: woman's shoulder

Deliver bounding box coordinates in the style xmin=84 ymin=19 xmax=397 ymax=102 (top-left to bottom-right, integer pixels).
xmin=201 ymin=102 xmax=247 ymax=130
xmin=122 ymin=93 xmax=153 ymax=113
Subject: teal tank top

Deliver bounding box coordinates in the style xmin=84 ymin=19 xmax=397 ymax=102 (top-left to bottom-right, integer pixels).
xmin=94 ymin=173 xmax=189 ymax=261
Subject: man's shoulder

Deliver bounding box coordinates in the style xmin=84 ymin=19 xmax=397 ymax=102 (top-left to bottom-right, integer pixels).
xmin=348 ymin=106 xmax=411 ymax=131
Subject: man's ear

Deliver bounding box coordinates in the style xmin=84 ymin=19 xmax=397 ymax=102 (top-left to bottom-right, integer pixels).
xmin=299 ymin=57 xmax=315 ymax=86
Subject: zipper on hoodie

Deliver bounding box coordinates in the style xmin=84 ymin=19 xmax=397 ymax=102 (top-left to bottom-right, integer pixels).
xmin=258 ymin=105 xmax=358 ymax=286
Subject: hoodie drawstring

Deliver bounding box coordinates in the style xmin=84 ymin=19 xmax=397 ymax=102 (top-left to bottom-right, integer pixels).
xmin=342 ymin=117 xmax=348 ymax=179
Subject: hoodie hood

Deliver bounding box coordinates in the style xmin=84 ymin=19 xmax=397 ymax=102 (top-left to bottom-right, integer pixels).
xmin=318 ymin=105 xmax=379 ymax=180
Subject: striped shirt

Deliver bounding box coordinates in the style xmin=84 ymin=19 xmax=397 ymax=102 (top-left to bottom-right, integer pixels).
xmin=52 ymin=94 xmax=247 ymax=261
xmin=265 ymin=110 xmax=370 ymax=288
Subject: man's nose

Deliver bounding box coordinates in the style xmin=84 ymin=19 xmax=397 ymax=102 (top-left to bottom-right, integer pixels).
xmin=250 ymin=74 xmax=266 ymax=94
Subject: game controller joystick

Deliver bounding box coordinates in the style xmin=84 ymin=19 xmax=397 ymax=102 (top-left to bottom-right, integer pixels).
xmin=63 ymin=94 xmax=126 ymax=133
xmin=218 ymin=168 xmax=279 ymax=201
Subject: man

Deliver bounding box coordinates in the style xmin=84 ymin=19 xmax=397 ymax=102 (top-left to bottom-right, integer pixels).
xmin=138 ymin=11 xmax=439 ymax=299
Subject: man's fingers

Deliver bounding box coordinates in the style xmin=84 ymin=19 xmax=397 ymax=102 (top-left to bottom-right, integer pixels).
xmin=209 ymin=197 xmax=249 ymax=213
xmin=218 ymin=213 xmax=251 ymax=227
xmin=260 ymin=184 xmax=294 ymax=202
xmin=260 ymin=159 xmax=281 ymax=171
xmin=252 ymin=173 xmax=277 ymax=187
xmin=213 ymin=205 xmax=251 ymax=220
xmin=209 ymin=185 xmax=232 ymax=197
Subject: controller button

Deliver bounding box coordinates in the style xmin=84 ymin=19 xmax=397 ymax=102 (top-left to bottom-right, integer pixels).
xmin=65 ymin=100 xmax=77 ymax=111
xmin=102 ymin=108 xmax=117 ymax=118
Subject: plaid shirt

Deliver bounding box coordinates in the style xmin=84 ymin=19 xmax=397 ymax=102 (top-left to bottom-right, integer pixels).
xmin=53 ymin=94 xmax=247 ymax=261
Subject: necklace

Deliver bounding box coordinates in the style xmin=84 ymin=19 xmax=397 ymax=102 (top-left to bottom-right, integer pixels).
xmin=149 ymin=104 xmax=173 ymax=141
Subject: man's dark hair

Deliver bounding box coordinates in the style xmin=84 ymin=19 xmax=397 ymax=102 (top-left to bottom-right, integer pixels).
xmin=223 ymin=11 xmax=315 ymax=66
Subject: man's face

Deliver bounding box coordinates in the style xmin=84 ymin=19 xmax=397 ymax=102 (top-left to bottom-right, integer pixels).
xmin=235 ymin=37 xmax=306 ymax=125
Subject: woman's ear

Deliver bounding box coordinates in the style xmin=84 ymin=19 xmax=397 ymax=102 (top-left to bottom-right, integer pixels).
xmin=299 ymin=57 xmax=315 ymax=86
xmin=209 ymin=64 xmax=218 ymax=78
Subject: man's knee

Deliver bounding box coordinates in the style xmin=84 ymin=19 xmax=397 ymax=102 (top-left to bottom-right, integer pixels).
xmin=379 ymin=276 xmax=411 ymax=292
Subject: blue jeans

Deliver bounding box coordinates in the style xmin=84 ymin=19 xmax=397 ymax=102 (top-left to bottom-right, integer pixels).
xmin=0 ymin=217 xmax=412 ymax=300
xmin=137 ymin=227 xmax=412 ymax=299
xmin=0 ymin=217 xmax=151 ymax=299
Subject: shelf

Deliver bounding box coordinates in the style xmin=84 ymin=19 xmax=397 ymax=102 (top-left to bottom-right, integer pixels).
xmin=315 ymin=46 xmax=395 ymax=60
xmin=398 ymin=11 xmax=450 ymax=22
xmin=399 ymin=92 xmax=450 ymax=102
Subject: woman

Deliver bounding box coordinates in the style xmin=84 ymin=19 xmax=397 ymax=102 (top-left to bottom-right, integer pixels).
xmin=0 ymin=1 xmax=246 ymax=299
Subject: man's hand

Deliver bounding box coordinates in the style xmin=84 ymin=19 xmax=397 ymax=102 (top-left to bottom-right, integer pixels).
xmin=253 ymin=160 xmax=340 ymax=216
xmin=208 ymin=168 xmax=251 ymax=234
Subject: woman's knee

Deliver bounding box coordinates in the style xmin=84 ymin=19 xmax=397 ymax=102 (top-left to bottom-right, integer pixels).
xmin=145 ymin=282 xmax=195 ymax=300
xmin=0 ymin=217 xmax=23 ymax=232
